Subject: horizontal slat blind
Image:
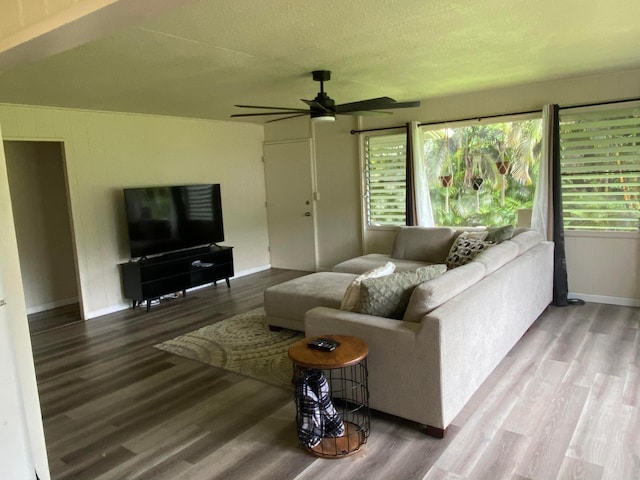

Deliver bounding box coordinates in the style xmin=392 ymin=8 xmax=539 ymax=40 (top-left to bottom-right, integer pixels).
xmin=560 ymin=106 xmax=640 ymax=231
xmin=365 ymin=134 xmax=406 ymax=226
xmin=185 ymin=185 xmax=214 ymax=220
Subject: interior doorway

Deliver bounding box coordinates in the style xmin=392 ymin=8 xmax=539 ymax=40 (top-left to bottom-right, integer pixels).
xmin=3 ymin=141 xmax=80 ymax=320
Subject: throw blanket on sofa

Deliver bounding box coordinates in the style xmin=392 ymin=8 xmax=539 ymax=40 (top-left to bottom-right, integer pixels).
xmin=294 ymin=369 xmax=345 ymax=448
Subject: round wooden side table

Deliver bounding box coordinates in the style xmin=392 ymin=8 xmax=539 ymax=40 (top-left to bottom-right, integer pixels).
xmin=288 ymin=335 xmax=370 ymax=458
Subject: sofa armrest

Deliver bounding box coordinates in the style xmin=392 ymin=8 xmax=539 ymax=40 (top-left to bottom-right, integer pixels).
xmin=304 ymin=306 xmax=445 ymax=428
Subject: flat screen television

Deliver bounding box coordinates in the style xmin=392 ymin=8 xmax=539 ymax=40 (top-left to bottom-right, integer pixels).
xmin=123 ymin=184 xmax=224 ymax=258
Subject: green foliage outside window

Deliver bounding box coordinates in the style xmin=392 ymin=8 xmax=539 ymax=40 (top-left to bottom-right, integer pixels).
xmin=426 ymin=119 xmax=542 ymax=227
xmin=365 ymin=119 xmax=543 ymax=227
xmin=368 ymin=107 xmax=640 ymax=231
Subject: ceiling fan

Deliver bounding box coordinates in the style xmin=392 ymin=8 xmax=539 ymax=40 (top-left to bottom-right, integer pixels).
xmin=231 ymin=70 xmax=421 ymax=123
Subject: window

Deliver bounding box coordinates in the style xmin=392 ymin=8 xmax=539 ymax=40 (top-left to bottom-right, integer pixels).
xmin=560 ymin=105 xmax=640 ymax=232
xmin=364 ymin=117 xmax=543 ymax=227
xmin=364 ymin=134 xmax=406 ymax=226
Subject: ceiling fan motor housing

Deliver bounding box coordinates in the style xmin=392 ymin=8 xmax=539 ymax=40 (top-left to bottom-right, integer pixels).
xmin=314 ymin=92 xmax=335 ymax=110
xmin=311 ymin=72 xmax=336 ymax=120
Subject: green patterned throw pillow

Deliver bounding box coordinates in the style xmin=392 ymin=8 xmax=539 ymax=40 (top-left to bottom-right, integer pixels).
xmin=485 ymin=225 xmax=515 ymax=243
xmin=357 ymin=264 xmax=447 ymax=319
xmin=340 ymin=262 xmax=396 ymax=312
xmin=446 ymin=233 xmax=491 ymax=269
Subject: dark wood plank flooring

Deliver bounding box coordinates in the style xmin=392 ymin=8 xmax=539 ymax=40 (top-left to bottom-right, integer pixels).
xmin=28 ymin=269 xmax=640 ymax=480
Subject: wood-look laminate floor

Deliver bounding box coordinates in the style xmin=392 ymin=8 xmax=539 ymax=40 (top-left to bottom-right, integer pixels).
xmin=29 ymin=269 xmax=640 ymax=480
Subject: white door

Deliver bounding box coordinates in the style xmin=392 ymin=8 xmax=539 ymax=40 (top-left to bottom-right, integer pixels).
xmin=264 ymin=139 xmax=317 ymax=271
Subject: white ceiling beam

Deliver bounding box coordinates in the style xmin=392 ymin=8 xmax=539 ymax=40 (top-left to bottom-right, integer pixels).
xmin=0 ymin=0 xmax=195 ymax=73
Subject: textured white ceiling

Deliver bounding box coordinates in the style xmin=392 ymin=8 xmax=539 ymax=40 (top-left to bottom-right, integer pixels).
xmin=1 ymin=0 xmax=639 ymax=123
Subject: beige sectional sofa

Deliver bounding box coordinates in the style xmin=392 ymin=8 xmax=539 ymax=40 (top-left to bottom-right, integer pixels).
xmin=301 ymin=226 xmax=554 ymax=437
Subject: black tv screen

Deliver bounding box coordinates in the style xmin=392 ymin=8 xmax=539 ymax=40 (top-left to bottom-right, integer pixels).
xmin=124 ymin=184 xmax=224 ymax=258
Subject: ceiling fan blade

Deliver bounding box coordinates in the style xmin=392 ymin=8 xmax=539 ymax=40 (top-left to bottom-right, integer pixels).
xmin=235 ymin=104 xmax=309 ymax=112
xmin=337 ymin=110 xmax=393 ymax=117
xmin=334 ymin=97 xmax=397 ymax=113
xmin=388 ymin=100 xmax=421 ymax=109
xmin=301 ymin=99 xmax=330 ymax=112
xmin=266 ymin=113 xmax=308 ymax=123
xmin=335 ymin=97 xmax=421 ymax=113
xmin=230 ymin=111 xmax=308 ymax=117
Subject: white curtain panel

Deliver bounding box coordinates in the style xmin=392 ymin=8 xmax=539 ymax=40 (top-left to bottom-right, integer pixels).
xmin=531 ymin=105 xmax=555 ymax=240
xmin=408 ymin=120 xmax=435 ymax=226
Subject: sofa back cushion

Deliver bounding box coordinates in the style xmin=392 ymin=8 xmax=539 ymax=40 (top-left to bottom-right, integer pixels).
xmin=403 ymin=261 xmax=486 ymax=322
xmin=391 ymin=227 xmax=458 ymax=263
xmin=358 ymin=264 xmax=447 ymax=319
xmin=510 ymin=230 xmax=543 ymax=254
xmin=473 ymin=240 xmax=519 ymax=275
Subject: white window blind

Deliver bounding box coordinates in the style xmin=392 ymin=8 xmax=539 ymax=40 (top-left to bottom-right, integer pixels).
xmin=365 ymin=134 xmax=406 ymax=226
xmin=185 ymin=185 xmax=214 ymax=220
xmin=560 ymin=105 xmax=640 ymax=232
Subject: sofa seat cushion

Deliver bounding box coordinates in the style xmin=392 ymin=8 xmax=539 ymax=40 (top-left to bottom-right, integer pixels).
xmin=358 ymin=265 xmax=447 ymax=319
xmin=403 ymin=261 xmax=486 ymax=322
xmin=332 ymin=254 xmax=433 ymax=274
xmin=264 ymin=272 xmax=357 ymax=325
xmin=391 ymin=227 xmax=458 ymax=263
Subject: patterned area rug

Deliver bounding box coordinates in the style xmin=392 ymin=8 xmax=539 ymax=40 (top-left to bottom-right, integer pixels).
xmin=154 ymin=307 xmax=303 ymax=389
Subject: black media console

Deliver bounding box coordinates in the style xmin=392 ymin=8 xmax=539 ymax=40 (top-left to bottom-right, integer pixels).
xmin=119 ymin=245 xmax=234 ymax=311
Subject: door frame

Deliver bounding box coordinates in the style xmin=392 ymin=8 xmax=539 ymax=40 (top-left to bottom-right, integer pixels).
xmin=2 ymin=139 xmax=84 ymax=319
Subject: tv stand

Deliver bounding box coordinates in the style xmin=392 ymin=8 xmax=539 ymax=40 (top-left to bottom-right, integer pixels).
xmin=119 ymin=246 xmax=234 ymax=311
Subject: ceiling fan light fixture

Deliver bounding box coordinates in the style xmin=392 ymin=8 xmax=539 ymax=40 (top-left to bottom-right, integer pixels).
xmin=311 ymin=111 xmax=335 ymax=123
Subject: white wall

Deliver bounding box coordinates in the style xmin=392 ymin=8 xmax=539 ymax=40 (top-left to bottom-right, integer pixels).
xmin=311 ymin=117 xmax=362 ymax=270
xmin=0 ymin=104 xmax=269 ymax=319
xmin=5 ymin=141 xmax=79 ymax=313
xmin=566 ymin=232 xmax=640 ymax=305
xmin=266 ymin=68 xmax=640 ymax=304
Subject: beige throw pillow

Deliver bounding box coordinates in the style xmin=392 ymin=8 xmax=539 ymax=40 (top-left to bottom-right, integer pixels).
xmin=340 ymin=262 xmax=396 ymax=311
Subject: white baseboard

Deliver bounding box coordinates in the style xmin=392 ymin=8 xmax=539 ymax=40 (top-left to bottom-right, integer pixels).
xmin=569 ymin=292 xmax=640 ymax=308
xmin=87 ymin=302 xmax=131 ymax=319
xmin=235 ymin=264 xmax=272 ymax=277
xmin=26 ymin=297 xmax=78 ymax=315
